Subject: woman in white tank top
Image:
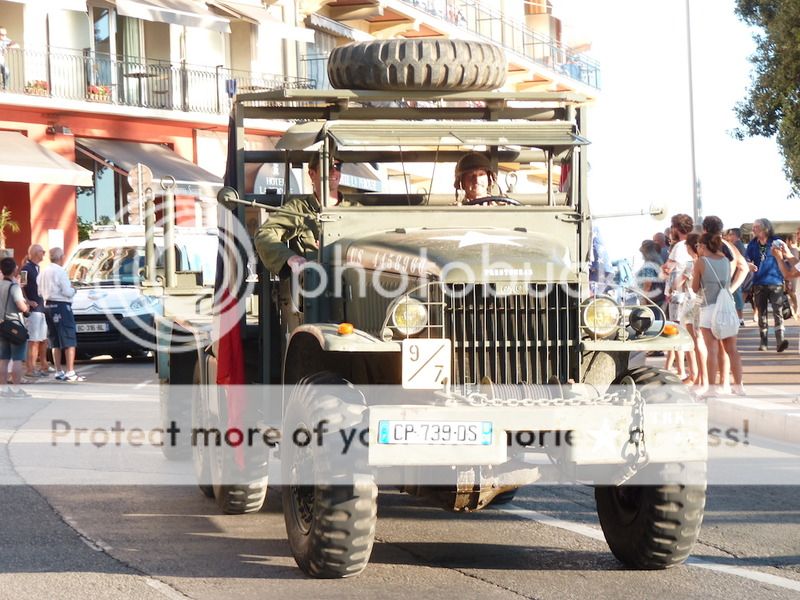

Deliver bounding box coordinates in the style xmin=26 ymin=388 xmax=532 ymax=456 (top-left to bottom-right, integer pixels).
xmin=692 ymin=232 xmax=745 ymax=397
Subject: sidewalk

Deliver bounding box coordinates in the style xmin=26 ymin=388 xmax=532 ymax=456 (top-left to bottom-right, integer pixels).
xmin=647 ymin=313 xmax=800 ymax=445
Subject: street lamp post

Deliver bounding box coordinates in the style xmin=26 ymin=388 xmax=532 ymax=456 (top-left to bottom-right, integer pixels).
xmin=686 ymin=0 xmax=701 ymax=224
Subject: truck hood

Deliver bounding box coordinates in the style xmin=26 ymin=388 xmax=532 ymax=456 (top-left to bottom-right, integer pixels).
xmin=341 ymin=227 xmax=574 ymax=282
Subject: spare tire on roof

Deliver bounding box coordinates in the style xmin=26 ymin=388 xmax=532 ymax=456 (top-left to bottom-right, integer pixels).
xmin=327 ymin=37 xmax=507 ymax=92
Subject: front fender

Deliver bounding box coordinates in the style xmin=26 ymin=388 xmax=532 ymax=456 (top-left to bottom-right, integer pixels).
xmin=289 ymin=324 xmax=401 ymax=353
xmin=582 ymin=323 xmax=695 ymax=353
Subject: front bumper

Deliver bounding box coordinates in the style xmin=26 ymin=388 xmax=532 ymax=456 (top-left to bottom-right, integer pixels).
xmin=73 ymin=313 xmax=155 ymax=355
xmin=368 ymin=401 xmax=707 ymax=467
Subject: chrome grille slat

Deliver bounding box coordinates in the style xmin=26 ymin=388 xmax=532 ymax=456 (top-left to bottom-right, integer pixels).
xmin=440 ymin=283 xmax=579 ymax=386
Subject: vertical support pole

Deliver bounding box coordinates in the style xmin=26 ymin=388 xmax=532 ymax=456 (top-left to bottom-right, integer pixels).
xmin=144 ymin=188 xmax=156 ymax=285
xmin=163 ymin=177 xmax=177 ymax=289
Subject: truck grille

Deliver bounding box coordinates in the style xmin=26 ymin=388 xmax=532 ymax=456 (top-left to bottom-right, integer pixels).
xmin=427 ymin=283 xmax=580 ymax=386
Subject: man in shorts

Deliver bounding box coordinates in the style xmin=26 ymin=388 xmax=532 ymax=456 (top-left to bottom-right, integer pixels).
xmin=39 ymin=247 xmax=83 ymax=381
xmin=21 ymin=244 xmax=50 ymax=377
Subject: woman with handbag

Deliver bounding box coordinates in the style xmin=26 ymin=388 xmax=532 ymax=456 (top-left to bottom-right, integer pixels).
xmin=0 ymin=257 xmax=30 ymax=398
xmin=692 ymin=233 xmax=745 ymax=397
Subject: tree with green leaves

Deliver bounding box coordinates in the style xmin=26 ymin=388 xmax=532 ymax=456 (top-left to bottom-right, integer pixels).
xmin=734 ymin=0 xmax=800 ymax=196
xmin=0 ymin=206 xmax=20 ymax=249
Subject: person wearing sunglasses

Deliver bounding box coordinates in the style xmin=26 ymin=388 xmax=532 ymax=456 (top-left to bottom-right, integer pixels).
xmin=255 ymin=153 xmax=342 ymax=278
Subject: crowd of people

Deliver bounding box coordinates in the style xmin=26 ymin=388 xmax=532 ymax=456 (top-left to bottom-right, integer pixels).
xmin=0 ymin=244 xmax=81 ymax=397
xmin=630 ymin=214 xmax=798 ymax=397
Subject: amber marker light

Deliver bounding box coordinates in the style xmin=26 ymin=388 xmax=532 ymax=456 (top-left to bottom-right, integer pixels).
xmin=662 ymin=323 xmax=679 ymax=336
xmin=337 ymin=322 xmax=355 ymax=335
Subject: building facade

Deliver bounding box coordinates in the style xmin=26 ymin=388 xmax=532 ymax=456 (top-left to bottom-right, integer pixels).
xmin=0 ymin=0 xmax=598 ymax=259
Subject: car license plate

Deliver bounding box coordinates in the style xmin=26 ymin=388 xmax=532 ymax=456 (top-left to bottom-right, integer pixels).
xmin=77 ymin=322 xmax=110 ymax=333
xmin=378 ymin=420 xmax=492 ymax=445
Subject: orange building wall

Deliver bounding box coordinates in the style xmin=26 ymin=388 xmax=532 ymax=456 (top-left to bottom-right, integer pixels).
xmin=1 ymin=181 xmax=31 ymax=260
xmin=1 ymin=104 xmax=228 ymax=263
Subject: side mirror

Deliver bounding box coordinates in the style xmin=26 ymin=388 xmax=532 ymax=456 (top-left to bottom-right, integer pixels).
xmin=649 ymin=203 xmax=666 ymax=221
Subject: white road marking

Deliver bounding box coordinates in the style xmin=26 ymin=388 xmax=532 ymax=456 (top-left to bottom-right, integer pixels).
xmin=501 ymin=504 xmax=800 ymax=593
xmin=687 ymin=558 xmax=800 ymax=592
xmin=501 ymin=505 xmax=606 ymax=542
xmin=135 ymin=379 xmax=153 ymax=389
xmin=145 ymin=578 xmax=190 ymax=600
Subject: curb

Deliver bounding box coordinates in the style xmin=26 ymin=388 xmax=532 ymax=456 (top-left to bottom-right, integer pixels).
xmin=707 ymin=394 xmax=800 ymax=445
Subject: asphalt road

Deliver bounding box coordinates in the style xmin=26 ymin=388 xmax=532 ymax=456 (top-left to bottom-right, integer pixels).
xmin=0 ymin=357 xmax=798 ymax=599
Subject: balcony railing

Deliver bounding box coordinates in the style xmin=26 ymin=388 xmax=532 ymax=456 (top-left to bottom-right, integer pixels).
xmin=299 ymin=52 xmax=330 ymax=91
xmin=0 ymin=46 xmax=316 ymax=115
xmin=398 ymin=0 xmax=601 ymax=89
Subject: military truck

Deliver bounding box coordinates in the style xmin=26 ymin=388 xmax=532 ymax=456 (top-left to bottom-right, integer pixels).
xmin=154 ymin=39 xmax=707 ymax=579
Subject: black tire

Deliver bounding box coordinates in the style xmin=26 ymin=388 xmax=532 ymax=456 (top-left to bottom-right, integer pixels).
xmin=595 ymin=366 xmax=706 ymax=569
xmin=282 ymin=372 xmax=377 ymax=578
xmin=209 ymin=384 xmax=269 ymax=514
xmin=488 ymin=488 xmax=518 ymax=506
xmin=327 ymin=38 xmax=506 ymax=91
xmin=191 ymin=360 xmax=214 ymax=499
xmin=159 ymin=382 xmax=191 ymax=461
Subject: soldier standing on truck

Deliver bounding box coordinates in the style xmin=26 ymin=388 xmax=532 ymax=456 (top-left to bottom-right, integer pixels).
xmin=254 ymin=154 xmax=341 ymax=333
xmin=254 ymin=154 xmax=341 ymax=277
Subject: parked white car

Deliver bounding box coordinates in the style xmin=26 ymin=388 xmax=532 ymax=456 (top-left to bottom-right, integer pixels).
xmin=65 ymin=227 xmax=217 ymax=359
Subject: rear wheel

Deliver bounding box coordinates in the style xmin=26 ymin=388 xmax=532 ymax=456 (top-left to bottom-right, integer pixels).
xmin=159 ymin=383 xmax=191 ymax=461
xmin=594 ymin=366 xmax=706 ymax=569
xmin=282 ymin=372 xmax=377 ymax=578
xmin=191 ymin=360 xmax=213 ymax=499
xmin=488 ymin=488 xmax=518 ymax=506
xmin=209 ymin=383 xmax=269 ymax=514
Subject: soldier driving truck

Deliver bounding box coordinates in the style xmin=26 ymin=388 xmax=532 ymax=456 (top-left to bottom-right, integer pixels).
xmin=153 ymin=38 xmax=707 ymax=580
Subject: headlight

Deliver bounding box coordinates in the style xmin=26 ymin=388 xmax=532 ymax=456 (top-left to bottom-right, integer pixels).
xmin=390 ymin=296 xmax=428 ymax=337
xmin=628 ymin=306 xmax=655 ymax=335
xmin=582 ymin=297 xmax=621 ymax=338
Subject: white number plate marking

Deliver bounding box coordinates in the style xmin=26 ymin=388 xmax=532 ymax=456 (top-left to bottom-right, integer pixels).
xmin=401 ymin=338 xmax=451 ymax=389
xmin=76 ymin=322 xmax=110 ymax=333
xmin=378 ymin=420 xmax=493 ymax=445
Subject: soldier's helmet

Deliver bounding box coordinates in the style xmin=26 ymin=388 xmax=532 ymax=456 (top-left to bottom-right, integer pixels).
xmin=453 ymin=152 xmax=496 ymax=190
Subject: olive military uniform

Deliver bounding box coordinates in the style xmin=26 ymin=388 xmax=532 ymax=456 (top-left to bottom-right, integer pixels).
xmin=254 ymin=195 xmax=321 ymax=277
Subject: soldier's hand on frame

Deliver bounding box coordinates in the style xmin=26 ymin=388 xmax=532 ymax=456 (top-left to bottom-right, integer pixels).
xmin=287 ymin=255 xmax=308 ymax=274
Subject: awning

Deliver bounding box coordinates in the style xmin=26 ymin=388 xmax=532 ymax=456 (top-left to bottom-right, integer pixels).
xmin=75 ymin=137 xmax=222 ymax=196
xmin=304 ymin=13 xmax=369 ymax=42
xmin=0 ymin=132 xmax=93 ymax=186
xmin=115 ymin=0 xmax=231 ymax=33
xmin=208 ymin=1 xmax=314 ymax=42
xmin=4 ymin=0 xmax=87 ymax=11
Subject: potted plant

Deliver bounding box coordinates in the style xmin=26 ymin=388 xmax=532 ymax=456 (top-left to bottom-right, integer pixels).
xmin=0 ymin=207 xmax=20 ymax=256
xmin=24 ymin=80 xmax=49 ymax=96
xmin=87 ymin=84 xmax=111 ymax=102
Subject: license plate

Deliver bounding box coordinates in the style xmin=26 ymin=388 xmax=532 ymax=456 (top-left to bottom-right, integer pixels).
xmin=378 ymin=420 xmax=492 ymax=445
xmin=77 ymin=322 xmax=110 ymax=333
xmin=401 ymin=338 xmax=451 ymax=389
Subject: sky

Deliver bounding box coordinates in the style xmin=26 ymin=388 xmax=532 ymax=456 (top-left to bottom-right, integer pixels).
xmin=550 ymin=0 xmax=795 ymax=262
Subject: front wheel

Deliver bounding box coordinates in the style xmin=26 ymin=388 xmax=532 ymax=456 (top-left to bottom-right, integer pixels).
xmin=595 ymin=483 xmax=706 ymax=569
xmin=595 ymin=366 xmax=706 ymax=569
xmin=282 ymin=372 xmax=377 ymax=578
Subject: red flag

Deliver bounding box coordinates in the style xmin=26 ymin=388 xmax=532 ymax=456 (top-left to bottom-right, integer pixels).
xmin=216 ymin=288 xmax=245 ymax=386
xmin=214 ymin=111 xmax=247 ymax=468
